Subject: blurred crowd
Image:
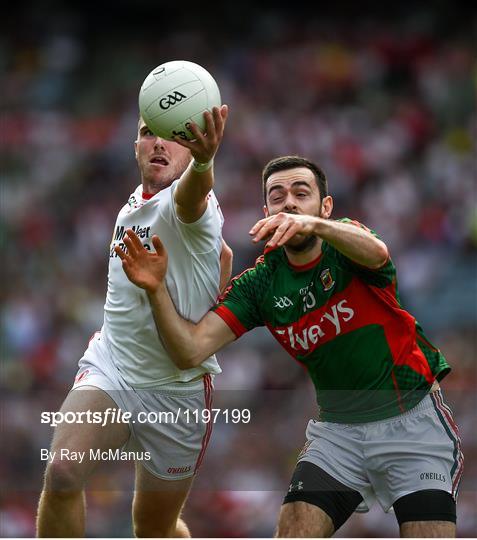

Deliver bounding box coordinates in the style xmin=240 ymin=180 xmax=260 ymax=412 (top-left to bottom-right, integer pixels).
xmin=1 ymin=3 xmax=476 ymax=537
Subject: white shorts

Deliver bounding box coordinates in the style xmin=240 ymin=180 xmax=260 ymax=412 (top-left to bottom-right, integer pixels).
xmin=298 ymin=389 xmax=464 ymax=513
xmin=72 ymin=333 xmax=214 ymax=480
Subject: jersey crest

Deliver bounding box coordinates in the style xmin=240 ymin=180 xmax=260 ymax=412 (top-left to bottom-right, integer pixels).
xmin=320 ymin=268 xmax=335 ymax=292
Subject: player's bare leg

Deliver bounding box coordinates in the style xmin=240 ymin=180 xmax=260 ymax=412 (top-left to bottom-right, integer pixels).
xmin=400 ymin=521 xmax=456 ymax=537
xmin=132 ymin=462 xmax=193 ymax=538
xmin=275 ymin=501 xmax=334 ymax=538
xmin=36 ymin=386 xmax=130 ymax=537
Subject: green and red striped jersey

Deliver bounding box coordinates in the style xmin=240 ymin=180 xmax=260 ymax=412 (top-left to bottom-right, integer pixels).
xmin=213 ymin=218 xmax=450 ymax=423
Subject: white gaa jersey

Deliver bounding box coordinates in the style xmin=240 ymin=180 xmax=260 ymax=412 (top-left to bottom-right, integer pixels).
xmin=101 ymin=180 xmax=223 ymax=387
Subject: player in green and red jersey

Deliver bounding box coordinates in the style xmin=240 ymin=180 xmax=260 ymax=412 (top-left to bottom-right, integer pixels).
xmin=115 ymin=156 xmax=463 ymax=538
xmin=214 ymin=217 xmax=449 ymax=424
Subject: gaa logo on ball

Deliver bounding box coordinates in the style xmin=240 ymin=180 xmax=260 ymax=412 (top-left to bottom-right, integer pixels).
xmin=139 ymin=60 xmax=221 ymax=141
xmin=158 ymin=91 xmax=187 ymax=110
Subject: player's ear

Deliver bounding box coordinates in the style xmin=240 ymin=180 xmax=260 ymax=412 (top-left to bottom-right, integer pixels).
xmin=320 ymin=196 xmax=333 ymax=219
xmin=134 ymin=141 xmax=138 ymax=160
xmin=263 ymin=205 xmax=269 ymax=217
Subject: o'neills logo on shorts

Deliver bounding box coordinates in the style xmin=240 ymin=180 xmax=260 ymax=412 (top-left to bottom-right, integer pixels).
xmin=420 ymin=472 xmax=446 ymax=482
xmin=167 ymin=466 xmax=192 ymax=474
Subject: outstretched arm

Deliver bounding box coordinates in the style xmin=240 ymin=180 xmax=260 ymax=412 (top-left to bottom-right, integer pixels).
xmin=148 ymin=282 xmax=235 ymax=368
xmin=250 ymin=214 xmax=389 ymax=269
xmin=114 ymin=229 xmax=236 ymax=369
xmin=219 ymin=238 xmax=233 ymax=293
xmin=173 ymin=105 xmax=228 ymax=223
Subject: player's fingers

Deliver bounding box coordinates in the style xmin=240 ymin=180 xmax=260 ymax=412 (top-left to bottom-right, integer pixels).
xmin=276 ymin=223 xmax=300 ymax=246
xmin=151 ymin=235 xmax=163 ymax=252
xmin=266 ymin=215 xmax=297 ymax=245
xmin=114 ymin=245 xmax=127 ymax=260
xmin=249 ymin=217 xmax=268 ymax=236
xmin=213 ymin=106 xmax=226 ymax=140
xmin=187 ymin=121 xmax=205 ymax=143
xmin=115 ymin=248 xmax=132 ymax=269
xmin=173 ymin=135 xmax=195 ymax=148
xmin=125 ymin=228 xmax=144 ymax=251
xmin=267 ymin=222 xmax=290 ymax=247
xmin=212 ymin=106 xmax=222 ymax=129
xmin=123 ymin=235 xmax=138 ymax=257
xmin=252 ymin=216 xmax=283 ymax=242
xmin=152 ymin=235 xmax=167 ymax=258
xmin=253 ymin=223 xmax=278 ymax=243
xmin=220 ymin=104 xmax=229 ymax=121
xmin=204 ymin=110 xmax=216 ymax=142
xmin=250 ymin=222 xmax=268 ymax=242
xmin=121 ymin=259 xmax=137 ymax=281
xmin=124 ymin=229 xmax=143 ymax=255
xmin=249 ymin=214 xmax=282 ymax=236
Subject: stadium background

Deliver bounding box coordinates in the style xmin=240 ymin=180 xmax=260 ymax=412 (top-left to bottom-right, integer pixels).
xmin=1 ymin=1 xmax=476 ymax=537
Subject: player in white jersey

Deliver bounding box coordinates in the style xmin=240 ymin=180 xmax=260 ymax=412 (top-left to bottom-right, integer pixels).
xmin=36 ymin=105 xmax=230 ymax=537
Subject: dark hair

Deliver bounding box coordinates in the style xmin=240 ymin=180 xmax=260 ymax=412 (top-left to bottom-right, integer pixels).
xmin=262 ymin=156 xmax=328 ymax=201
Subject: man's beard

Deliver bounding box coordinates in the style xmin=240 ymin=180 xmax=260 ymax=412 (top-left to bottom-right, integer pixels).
xmin=285 ymin=234 xmax=318 ymax=253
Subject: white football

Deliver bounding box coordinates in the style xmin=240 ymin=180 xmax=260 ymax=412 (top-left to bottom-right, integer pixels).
xmin=138 ymin=60 xmax=221 ymax=141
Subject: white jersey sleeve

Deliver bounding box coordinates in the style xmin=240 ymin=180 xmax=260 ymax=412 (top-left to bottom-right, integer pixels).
xmin=165 ymin=181 xmax=224 ymax=255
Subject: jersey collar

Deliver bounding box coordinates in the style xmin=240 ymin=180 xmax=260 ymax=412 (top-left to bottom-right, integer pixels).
xmin=287 ymin=251 xmax=323 ymax=272
xmin=264 ymin=245 xmax=324 ymax=272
